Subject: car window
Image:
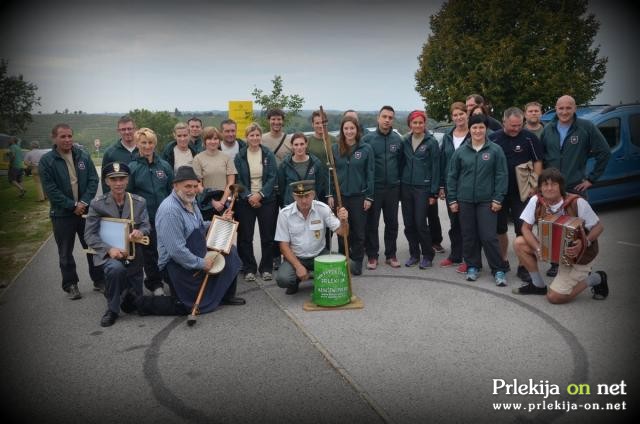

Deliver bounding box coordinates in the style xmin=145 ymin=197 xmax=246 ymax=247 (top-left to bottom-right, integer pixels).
xmin=597 ymin=118 xmax=620 ymax=150
xmin=629 ymin=114 xmax=640 ymax=149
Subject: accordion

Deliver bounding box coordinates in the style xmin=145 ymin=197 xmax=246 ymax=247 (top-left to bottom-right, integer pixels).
xmin=538 ymin=215 xmax=585 ymax=266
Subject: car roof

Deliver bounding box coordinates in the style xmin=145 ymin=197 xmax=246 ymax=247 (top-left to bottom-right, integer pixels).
xmin=541 ymin=103 xmax=640 ymax=123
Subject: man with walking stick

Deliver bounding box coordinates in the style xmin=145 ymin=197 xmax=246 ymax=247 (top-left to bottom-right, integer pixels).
xmin=131 ymin=166 xmax=245 ymax=317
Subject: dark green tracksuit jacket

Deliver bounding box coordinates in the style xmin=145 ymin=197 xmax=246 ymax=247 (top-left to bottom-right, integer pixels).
xmin=446 ymin=139 xmax=507 ymax=205
xmin=329 ymin=142 xmax=375 ymax=201
xmin=362 ymin=128 xmax=402 ymax=189
xmin=101 ymin=139 xmax=139 ymax=193
xmin=127 ymin=154 xmax=174 ymax=222
xmin=277 ymin=153 xmax=327 ymax=206
xmin=541 ymin=114 xmax=610 ymax=188
xmin=400 ymin=132 xmax=440 ymax=196
xmin=39 ymin=146 xmax=99 ymax=217
xmin=190 ymin=137 xmax=204 ymax=154
xmin=234 ymin=145 xmax=278 ymax=202
xmin=440 ymin=128 xmax=470 ymax=190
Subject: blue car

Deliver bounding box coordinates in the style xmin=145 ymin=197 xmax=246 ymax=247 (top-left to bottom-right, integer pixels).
xmin=541 ymin=103 xmax=640 ymax=206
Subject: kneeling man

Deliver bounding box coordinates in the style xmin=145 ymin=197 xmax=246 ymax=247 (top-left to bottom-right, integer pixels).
xmin=144 ymin=166 xmax=245 ymax=316
xmin=513 ymin=168 xmax=608 ymax=303
xmin=85 ymin=162 xmax=151 ymax=327
xmin=275 ymin=180 xmax=349 ymax=294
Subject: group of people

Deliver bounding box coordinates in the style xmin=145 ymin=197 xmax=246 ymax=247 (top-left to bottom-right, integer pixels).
xmin=36 ymin=94 xmax=612 ymax=327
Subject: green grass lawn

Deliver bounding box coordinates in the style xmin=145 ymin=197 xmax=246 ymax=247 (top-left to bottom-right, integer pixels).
xmin=0 ymin=174 xmax=52 ymax=288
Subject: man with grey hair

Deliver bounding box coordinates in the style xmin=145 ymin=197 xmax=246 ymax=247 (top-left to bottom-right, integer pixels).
xmin=489 ymin=107 xmax=544 ymax=282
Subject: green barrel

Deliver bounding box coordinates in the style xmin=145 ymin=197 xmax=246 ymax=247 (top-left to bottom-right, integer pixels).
xmin=312 ymin=254 xmax=350 ymax=307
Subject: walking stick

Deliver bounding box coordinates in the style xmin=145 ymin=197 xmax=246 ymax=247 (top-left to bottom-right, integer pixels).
xmin=187 ymin=184 xmax=244 ymax=326
xmin=319 ymin=106 xmax=353 ymax=298
xmin=187 ymin=273 xmax=210 ymax=326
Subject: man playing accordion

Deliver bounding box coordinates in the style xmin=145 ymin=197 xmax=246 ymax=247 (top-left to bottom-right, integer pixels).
xmin=512 ymin=167 xmax=608 ymax=303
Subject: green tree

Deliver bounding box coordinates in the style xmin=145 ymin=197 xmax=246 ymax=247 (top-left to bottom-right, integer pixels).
xmin=251 ymin=75 xmax=305 ymax=130
xmin=0 ymin=59 xmax=40 ymax=134
xmin=415 ymin=0 xmax=607 ymax=120
xmin=128 ymin=109 xmax=178 ymax=153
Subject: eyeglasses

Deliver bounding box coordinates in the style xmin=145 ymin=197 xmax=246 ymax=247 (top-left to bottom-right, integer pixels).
xmin=118 ymin=127 xmax=134 ymax=132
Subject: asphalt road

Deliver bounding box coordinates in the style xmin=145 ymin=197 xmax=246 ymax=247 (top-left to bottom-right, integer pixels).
xmin=0 ymin=200 xmax=638 ymax=424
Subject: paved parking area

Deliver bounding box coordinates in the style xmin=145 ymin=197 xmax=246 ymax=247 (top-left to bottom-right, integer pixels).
xmin=0 ymin=201 xmax=637 ymax=423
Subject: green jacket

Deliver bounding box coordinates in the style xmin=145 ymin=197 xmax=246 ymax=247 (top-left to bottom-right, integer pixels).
xmin=190 ymin=137 xmax=204 ymax=154
xmin=446 ymin=139 xmax=507 ymax=204
xmin=39 ymin=145 xmax=99 ymax=217
xmin=440 ymin=128 xmax=470 ymax=189
xmin=400 ymin=132 xmax=440 ymax=196
xmin=278 ymin=153 xmax=327 ymax=206
xmin=101 ymin=140 xmax=139 ymax=193
xmin=330 ymin=142 xmax=375 ymax=200
xmin=362 ymin=128 xmax=402 ymax=188
xmin=127 ymin=154 xmax=174 ymax=222
xmin=102 ymin=139 xmax=139 ymax=167
xmin=234 ymin=145 xmax=278 ymax=201
xmin=541 ymin=114 xmax=611 ymax=187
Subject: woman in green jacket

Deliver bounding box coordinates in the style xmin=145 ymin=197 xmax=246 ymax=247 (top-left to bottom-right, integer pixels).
xmin=327 ymin=116 xmax=374 ymax=275
xmin=447 ymin=114 xmax=509 ymax=286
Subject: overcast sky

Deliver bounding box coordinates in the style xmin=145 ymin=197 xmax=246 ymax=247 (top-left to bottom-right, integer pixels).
xmin=0 ymin=0 xmax=638 ymax=113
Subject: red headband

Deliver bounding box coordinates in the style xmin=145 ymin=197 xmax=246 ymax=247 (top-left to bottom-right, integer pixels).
xmin=407 ymin=110 xmax=426 ymax=126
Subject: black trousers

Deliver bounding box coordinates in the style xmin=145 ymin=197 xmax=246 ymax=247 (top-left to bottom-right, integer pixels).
xmin=141 ymin=224 xmax=163 ymax=291
xmin=497 ymin=191 xmax=527 ymax=236
xmin=235 ymin=197 xmax=278 ymax=274
xmin=400 ymin=185 xmax=434 ymax=260
xmin=365 ymin=186 xmax=400 ymax=259
xmin=136 ymin=269 xmax=238 ymax=316
xmin=459 ymin=202 xmax=508 ymax=273
xmin=428 ymin=202 xmax=443 ymax=244
xmin=338 ymin=195 xmax=366 ymax=263
xmin=51 ymin=214 xmax=103 ymax=291
xmin=446 ymin=207 xmax=463 ymax=263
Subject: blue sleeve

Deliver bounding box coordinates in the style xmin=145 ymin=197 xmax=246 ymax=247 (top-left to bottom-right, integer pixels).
xmin=156 ymin=208 xmax=206 ymax=270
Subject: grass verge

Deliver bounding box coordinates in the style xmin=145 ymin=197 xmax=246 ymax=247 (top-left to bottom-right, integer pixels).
xmin=0 ymin=174 xmax=52 ymax=288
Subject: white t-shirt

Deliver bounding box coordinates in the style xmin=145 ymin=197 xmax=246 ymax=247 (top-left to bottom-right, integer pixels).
xmin=453 ymin=135 xmax=465 ymax=150
xmin=520 ymin=195 xmax=599 ymax=230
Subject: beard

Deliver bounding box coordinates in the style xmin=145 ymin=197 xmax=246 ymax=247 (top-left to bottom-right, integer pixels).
xmin=176 ymin=190 xmax=196 ymax=205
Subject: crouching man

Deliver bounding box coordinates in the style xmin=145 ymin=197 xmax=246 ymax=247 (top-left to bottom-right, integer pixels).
xmin=275 ymin=180 xmax=349 ymax=294
xmin=512 ymin=168 xmax=608 ymax=303
xmin=85 ymin=162 xmax=151 ymax=327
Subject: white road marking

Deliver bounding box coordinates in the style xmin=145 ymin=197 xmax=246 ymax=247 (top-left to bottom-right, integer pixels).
xmin=617 ymin=241 xmax=640 ymax=248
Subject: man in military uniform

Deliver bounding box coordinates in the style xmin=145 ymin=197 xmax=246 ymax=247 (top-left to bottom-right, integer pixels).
xmin=85 ymin=162 xmax=151 ymax=327
xmin=274 ymin=180 xmax=349 ymax=294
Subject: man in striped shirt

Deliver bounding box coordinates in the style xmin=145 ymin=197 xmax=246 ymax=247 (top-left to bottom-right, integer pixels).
xmin=137 ymin=166 xmax=245 ymax=315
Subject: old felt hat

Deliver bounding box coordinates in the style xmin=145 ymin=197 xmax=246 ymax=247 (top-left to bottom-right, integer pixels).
xmin=173 ymin=165 xmax=200 ymax=183
xmin=102 ymin=162 xmax=130 ymax=179
xmin=290 ymin=180 xmax=315 ymax=196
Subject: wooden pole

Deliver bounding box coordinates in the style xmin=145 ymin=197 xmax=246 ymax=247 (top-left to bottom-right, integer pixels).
xmin=319 ymin=106 xmax=352 ymax=298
